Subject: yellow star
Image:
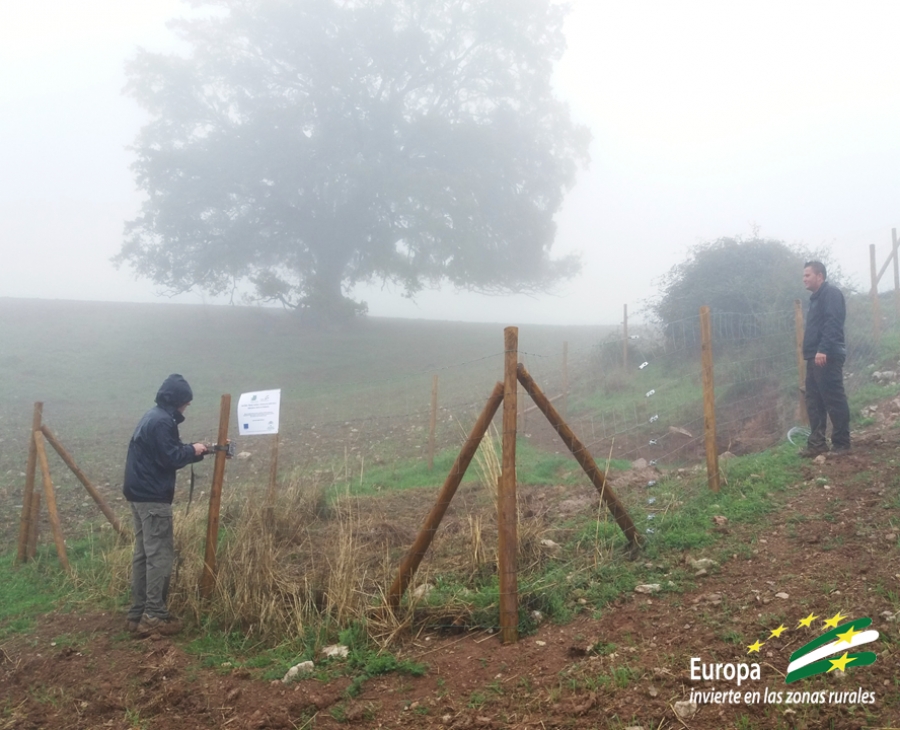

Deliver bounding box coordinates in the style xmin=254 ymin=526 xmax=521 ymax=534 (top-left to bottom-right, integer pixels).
xmin=797 ymin=613 xmax=818 ymax=629
xmin=827 ymin=652 xmax=857 ymax=672
xmin=835 ymin=625 xmax=862 ymax=646
xmin=823 ymin=611 xmax=847 ymax=629
xmin=747 ymin=640 xmax=764 ymax=654
xmin=769 ymin=624 xmax=788 ymax=638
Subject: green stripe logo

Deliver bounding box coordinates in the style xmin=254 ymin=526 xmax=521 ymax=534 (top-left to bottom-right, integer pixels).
xmin=784 ymin=617 xmax=879 ymax=684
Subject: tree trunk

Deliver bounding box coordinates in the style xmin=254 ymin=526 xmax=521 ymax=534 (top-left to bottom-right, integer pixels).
xmin=301 ymin=243 xmax=365 ymax=325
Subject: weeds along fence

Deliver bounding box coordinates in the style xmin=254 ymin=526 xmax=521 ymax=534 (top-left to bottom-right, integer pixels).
xmin=7 ymin=293 xmax=900 ymax=647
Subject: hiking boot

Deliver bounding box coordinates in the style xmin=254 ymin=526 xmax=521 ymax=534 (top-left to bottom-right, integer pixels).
xmin=830 ymin=445 xmax=852 ymax=457
xmin=125 ymin=619 xmax=140 ymax=633
xmin=136 ymin=613 xmax=183 ymax=636
xmin=797 ymin=446 xmax=828 ymax=458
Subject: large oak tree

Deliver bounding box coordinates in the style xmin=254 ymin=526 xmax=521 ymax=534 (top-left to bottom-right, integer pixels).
xmin=118 ymin=0 xmax=590 ymax=321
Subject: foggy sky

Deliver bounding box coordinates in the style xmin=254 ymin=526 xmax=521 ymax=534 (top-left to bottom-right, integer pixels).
xmin=1 ymin=1 xmax=899 ymax=325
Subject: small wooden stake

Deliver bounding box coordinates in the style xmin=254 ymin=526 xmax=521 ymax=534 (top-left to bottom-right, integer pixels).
xmin=200 ymin=394 xmax=231 ymax=600
xmin=893 ymin=228 xmax=899 ymax=320
xmin=498 ymin=326 xmax=518 ymax=644
xmin=264 ymin=432 xmax=280 ymax=528
xmin=428 ymin=375 xmax=438 ymax=470
xmin=387 ymin=382 xmax=504 ymax=608
xmin=33 ymin=431 xmax=70 ymax=572
xmin=700 ymin=306 xmax=720 ymax=493
xmin=16 ymin=402 xmax=42 ymax=563
xmin=517 ymin=364 xmax=642 ymax=548
xmin=40 ymin=425 xmax=125 ymax=538
xmin=871 ymin=244 xmax=882 ymax=342
xmin=793 ymin=299 xmax=808 ymax=423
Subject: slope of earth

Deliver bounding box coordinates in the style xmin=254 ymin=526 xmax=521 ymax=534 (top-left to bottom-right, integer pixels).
xmin=3 ymin=430 xmax=900 ymax=730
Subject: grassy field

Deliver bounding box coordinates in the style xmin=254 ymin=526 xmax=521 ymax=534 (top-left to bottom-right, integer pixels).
xmin=0 ymin=297 xmax=612 ymax=546
xmin=6 ymin=297 xmax=900 ymax=728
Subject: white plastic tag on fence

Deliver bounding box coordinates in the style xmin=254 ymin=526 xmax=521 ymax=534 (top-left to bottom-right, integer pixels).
xmin=649 ymin=414 xmax=659 ymax=423
xmin=648 ymin=439 xmax=658 ymax=446
xmin=639 ymin=361 xmax=649 ymax=369
xmin=645 ymin=389 xmax=656 ymax=398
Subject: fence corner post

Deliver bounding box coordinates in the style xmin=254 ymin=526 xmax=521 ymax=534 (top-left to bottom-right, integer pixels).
xmin=499 ymin=326 xmax=519 ymax=644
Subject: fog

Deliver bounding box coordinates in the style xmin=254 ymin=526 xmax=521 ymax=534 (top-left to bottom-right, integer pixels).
xmin=1 ymin=1 xmax=899 ymax=325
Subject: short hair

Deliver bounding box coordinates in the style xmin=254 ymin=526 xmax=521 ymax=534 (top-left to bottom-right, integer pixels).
xmin=804 ymin=260 xmax=827 ymax=279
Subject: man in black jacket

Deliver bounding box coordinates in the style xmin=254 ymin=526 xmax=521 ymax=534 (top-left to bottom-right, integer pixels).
xmin=800 ymin=261 xmax=851 ymax=457
xmin=124 ymin=374 xmax=207 ymax=635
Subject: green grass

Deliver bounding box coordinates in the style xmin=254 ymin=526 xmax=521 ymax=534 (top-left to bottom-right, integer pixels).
xmin=0 ymin=538 xmax=119 ymax=639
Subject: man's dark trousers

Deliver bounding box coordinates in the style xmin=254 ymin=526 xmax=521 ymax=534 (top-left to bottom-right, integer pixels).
xmin=805 ymin=356 xmax=850 ymax=450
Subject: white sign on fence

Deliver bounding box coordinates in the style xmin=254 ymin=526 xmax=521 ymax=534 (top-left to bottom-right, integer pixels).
xmin=237 ymin=389 xmax=281 ymax=435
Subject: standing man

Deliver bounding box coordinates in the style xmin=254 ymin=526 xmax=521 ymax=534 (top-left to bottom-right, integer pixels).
xmin=800 ymin=261 xmax=851 ymax=457
xmin=124 ymin=374 xmax=207 ymax=635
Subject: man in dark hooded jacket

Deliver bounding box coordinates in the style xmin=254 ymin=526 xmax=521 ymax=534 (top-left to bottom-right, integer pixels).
xmin=124 ymin=374 xmax=207 ymax=635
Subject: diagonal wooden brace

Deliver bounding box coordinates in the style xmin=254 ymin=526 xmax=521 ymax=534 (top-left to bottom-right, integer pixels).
xmin=516 ymin=363 xmax=642 ymax=549
xmin=387 ymin=381 xmax=504 ymax=609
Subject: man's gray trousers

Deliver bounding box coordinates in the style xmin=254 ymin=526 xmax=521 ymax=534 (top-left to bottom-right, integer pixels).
xmin=127 ymin=501 xmax=174 ymax=621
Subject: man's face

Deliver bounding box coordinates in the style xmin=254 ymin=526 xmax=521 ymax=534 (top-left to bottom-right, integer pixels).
xmin=177 ymin=401 xmax=192 ymax=415
xmin=803 ymin=267 xmax=824 ymax=293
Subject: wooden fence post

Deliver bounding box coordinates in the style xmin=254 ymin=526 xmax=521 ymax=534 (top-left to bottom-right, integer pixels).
xmin=893 ymin=228 xmax=899 ymax=320
xmin=428 ymin=375 xmax=438 ymax=470
xmin=387 ymin=382 xmax=504 ymax=608
xmin=200 ymin=394 xmax=231 ymax=600
xmin=40 ymin=425 xmax=126 ymax=538
xmin=265 ymin=432 xmax=279 ymax=528
xmin=16 ymin=402 xmax=43 ymax=563
xmin=623 ymin=304 xmax=629 ymax=371
xmin=700 ymin=306 xmax=720 ymax=492
xmin=871 ymin=244 xmax=882 ymax=342
xmin=33 ymin=431 xmax=70 ymax=572
xmin=793 ymin=300 xmax=808 ymax=424
xmin=499 ymin=327 xmax=518 ymax=644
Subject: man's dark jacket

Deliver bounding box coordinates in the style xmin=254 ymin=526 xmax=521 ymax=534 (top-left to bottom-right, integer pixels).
xmin=123 ymin=374 xmax=202 ymax=504
xmin=802 ymin=281 xmax=847 ymax=360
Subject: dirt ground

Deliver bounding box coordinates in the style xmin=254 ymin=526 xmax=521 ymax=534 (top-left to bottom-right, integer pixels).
xmin=4 ymin=426 xmax=900 ymax=730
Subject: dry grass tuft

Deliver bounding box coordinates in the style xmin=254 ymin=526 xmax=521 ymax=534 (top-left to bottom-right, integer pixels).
xmin=80 ymin=445 xmax=566 ymax=644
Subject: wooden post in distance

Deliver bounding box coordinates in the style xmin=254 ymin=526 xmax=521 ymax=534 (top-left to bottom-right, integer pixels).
xmin=871 ymin=244 xmax=882 ymax=342
xmin=793 ymin=300 xmax=808 ymax=424
xmin=700 ymin=306 xmax=720 ymax=493
xmin=16 ymin=402 xmax=43 ymax=563
xmin=893 ymin=228 xmax=900 ymax=320
xmin=265 ymin=432 xmax=279 ymax=528
xmin=428 ymin=375 xmax=438 ymax=470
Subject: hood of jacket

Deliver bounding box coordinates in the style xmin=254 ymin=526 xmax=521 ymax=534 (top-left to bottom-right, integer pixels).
xmin=155 ymin=374 xmax=193 ymax=410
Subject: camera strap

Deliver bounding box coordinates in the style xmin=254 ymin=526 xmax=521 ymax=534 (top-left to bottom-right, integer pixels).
xmin=187 ymin=465 xmax=196 ymax=515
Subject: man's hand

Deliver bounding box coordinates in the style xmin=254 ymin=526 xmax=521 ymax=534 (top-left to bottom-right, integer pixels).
xmin=192 ymin=443 xmax=208 ymax=456
xmin=815 ymin=352 xmax=827 ymax=366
